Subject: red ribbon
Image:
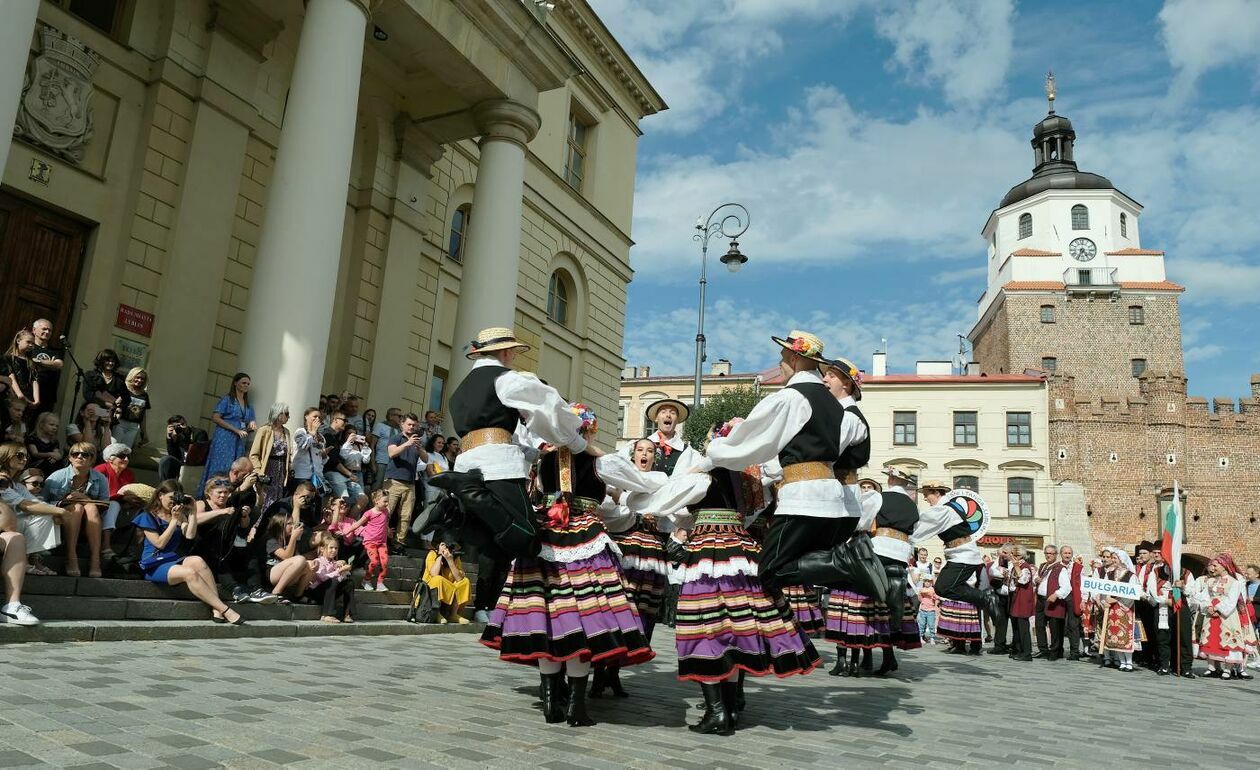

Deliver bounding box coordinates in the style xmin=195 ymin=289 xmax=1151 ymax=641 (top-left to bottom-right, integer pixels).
xmin=545 ymin=498 xmax=570 ymax=529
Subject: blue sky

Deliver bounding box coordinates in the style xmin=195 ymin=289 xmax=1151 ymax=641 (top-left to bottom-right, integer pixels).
xmin=594 ymin=0 xmax=1260 ymax=400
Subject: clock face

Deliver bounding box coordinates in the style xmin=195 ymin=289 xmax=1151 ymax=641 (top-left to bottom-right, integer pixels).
xmin=1069 ymin=237 xmax=1097 ymax=262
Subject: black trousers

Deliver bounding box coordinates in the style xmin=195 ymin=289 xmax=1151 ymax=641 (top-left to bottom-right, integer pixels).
xmin=1011 ymin=616 xmax=1032 ymax=656
xmin=1064 ymin=611 xmax=1082 ymax=657
xmin=1034 ymin=596 xmax=1048 ymax=652
xmin=1047 ymin=614 xmax=1066 ymax=656
xmin=934 ymin=561 xmax=987 ymax=609
xmin=1134 ymin=603 xmax=1157 ymax=665
xmin=474 ymin=550 xmax=511 ymax=613
xmin=309 ymin=579 xmax=355 ymax=620
xmin=992 ymin=604 xmax=1011 ymax=651
xmin=1172 ymin=606 xmax=1195 ymax=674
xmin=758 ymin=514 xmax=850 ymax=591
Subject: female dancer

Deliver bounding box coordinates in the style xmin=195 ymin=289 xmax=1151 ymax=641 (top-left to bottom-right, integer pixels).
xmin=1098 ymin=546 xmax=1138 ymax=671
xmin=1191 ymin=553 xmax=1253 ymax=680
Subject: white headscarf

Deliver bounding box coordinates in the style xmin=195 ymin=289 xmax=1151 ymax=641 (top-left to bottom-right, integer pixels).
xmin=1101 ymin=546 xmax=1135 ymax=573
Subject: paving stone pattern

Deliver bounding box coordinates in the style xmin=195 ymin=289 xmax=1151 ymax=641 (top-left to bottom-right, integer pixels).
xmin=0 ymin=632 xmax=1256 ymax=768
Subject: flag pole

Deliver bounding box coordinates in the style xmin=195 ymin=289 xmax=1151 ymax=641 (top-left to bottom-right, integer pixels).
xmin=1172 ymin=480 xmax=1181 ymax=678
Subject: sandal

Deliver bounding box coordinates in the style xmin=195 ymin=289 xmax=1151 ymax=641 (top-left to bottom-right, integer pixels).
xmin=223 ymin=609 xmax=245 ymax=626
xmin=26 ymin=563 xmax=55 ymax=576
xmin=210 ymin=611 xmax=227 ymax=624
xmin=320 ymin=616 xmax=341 ymax=624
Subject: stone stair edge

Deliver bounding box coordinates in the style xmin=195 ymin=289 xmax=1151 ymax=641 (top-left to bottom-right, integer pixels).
xmin=0 ymin=619 xmax=485 ymax=644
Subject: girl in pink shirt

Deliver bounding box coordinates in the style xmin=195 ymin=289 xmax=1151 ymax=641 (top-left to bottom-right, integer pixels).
xmin=347 ymin=489 xmax=390 ymax=592
xmin=918 ymin=578 xmax=940 ymax=644
xmin=307 ymin=537 xmax=355 ymax=623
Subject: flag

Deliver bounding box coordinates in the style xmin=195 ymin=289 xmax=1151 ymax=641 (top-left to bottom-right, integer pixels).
xmin=1161 ymin=480 xmax=1183 ymax=604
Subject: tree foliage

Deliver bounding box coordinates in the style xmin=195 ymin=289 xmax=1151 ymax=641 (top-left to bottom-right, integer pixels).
xmin=682 ymin=385 xmax=766 ymax=448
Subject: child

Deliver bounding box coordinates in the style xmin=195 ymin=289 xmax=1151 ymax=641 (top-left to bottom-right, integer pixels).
xmin=347 ymin=488 xmax=390 ymax=592
xmin=918 ymin=576 xmax=940 ymax=644
xmin=263 ymin=513 xmax=310 ymax=601
xmin=308 ymin=537 xmax=355 ymax=623
xmin=324 ymin=497 xmax=364 ymax=567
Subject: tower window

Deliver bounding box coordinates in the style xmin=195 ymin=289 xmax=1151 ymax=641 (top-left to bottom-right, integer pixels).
xmin=1006 ymin=411 xmax=1032 ymax=446
xmin=1120 ymin=212 xmax=1128 ymax=238
xmin=1040 ymin=305 xmax=1055 ymax=323
xmin=1071 ymin=204 xmax=1089 ymax=230
xmin=1041 ymin=357 xmax=1057 ymax=372
xmin=447 ymin=203 xmax=471 ymax=263
xmin=1129 ymin=305 xmax=1144 ymax=325
xmin=1131 ymin=358 xmax=1147 ymax=377
xmin=953 ymin=411 xmax=977 ymax=446
xmin=893 ymin=411 xmax=917 ymax=445
xmin=1007 ymin=477 xmax=1035 ymax=517
xmin=1018 ymin=213 xmax=1032 ymax=240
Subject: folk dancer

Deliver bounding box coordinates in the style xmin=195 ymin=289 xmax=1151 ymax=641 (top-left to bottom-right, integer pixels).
xmin=1033 ymin=543 xmax=1059 ymax=657
xmin=480 ymin=404 xmax=653 ymax=727
xmin=644 ymin=399 xmax=689 ymax=474
xmin=1132 ymin=541 xmax=1159 ymax=668
xmin=1190 ymin=553 xmax=1256 ymax=681
xmin=986 ymin=545 xmax=1014 ymax=654
xmin=1004 ymin=550 xmax=1036 ymax=661
xmin=1097 ymin=546 xmax=1139 ymax=672
xmin=1038 ymin=546 xmax=1073 ymax=660
xmin=912 ymin=481 xmax=1002 ymax=622
xmin=916 ymin=480 xmax=981 ymax=656
xmin=1057 ymin=545 xmax=1085 ymax=661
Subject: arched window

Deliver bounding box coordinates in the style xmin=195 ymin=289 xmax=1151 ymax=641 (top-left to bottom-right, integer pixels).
xmin=1120 ymin=212 xmax=1128 ymax=238
xmin=1018 ymin=212 xmax=1032 ymax=240
xmin=447 ymin=204 xmax=471 ymax=263
xmin=953 ymin=475 xmax=979 ymax=492
xmin=547 ymin=270 xmax=570 ymax=326
xmin=1071 ymin=204 xmax=1089 ymax=230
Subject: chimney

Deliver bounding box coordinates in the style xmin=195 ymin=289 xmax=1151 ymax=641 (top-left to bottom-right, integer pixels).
xmin=710 ymin=358 xmax=732 ymax=377
xmin=640 ymin=365 xmax=650 ymax=378
xmin=966 ymin=361 xmax=980 ymax=375
xmin=872 ymin=352 xmax=887 ymax=377
xmin=916 ymin=360 xmax=953 ymax=376
xmin=621 ymin=365 xmax=637 ymax=379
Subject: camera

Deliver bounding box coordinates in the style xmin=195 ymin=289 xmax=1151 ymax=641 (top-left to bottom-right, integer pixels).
xmin=0 ymin=476 xmax=10 ymax=491
xmin=255 ymin=473 xmax=272 ymax=485
xmin=171 ymin=492 xmax=191 ymax=507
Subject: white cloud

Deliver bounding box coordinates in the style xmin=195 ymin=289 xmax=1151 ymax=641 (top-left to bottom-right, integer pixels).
xmin=1180 ymin=317 xmax=1225 ymax=363
xmin=1159 ymin=0 xmax=1260 ymax=102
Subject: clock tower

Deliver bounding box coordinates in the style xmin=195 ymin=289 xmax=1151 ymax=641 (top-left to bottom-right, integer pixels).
xmin=969 ymin=75 xmax=1185 ymax=395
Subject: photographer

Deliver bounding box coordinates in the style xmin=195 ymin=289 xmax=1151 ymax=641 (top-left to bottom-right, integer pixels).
xmin=191 ymin=462 xmax=277 ymax=605
xmin=263 ymin=481 xmax=320 ymax=553
xmin=335 ymin=422 xmax=371 ymax=514
xmin=320 ymin=412 xmax=368 ymax=513
xmin=160 ymin=415 xmax=195 ymax=483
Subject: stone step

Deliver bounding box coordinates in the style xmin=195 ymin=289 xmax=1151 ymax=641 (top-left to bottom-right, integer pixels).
xmin=21 ymin=575 xmax=412 ymax=605
xmin=32 ymin=552 xmax=475 ymax=583
xmin=0 ymin=619 xmax=484 ymax=644
xmin=22 ymin=595 xmax=416 ymax=622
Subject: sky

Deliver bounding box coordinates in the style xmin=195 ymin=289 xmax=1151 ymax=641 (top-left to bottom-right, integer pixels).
xmin=593 ymin=0 xmax=1260 ymax=400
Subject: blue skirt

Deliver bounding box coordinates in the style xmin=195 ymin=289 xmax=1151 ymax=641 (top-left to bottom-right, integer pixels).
xmin=143 ymin=557 xmax=187 ymax=584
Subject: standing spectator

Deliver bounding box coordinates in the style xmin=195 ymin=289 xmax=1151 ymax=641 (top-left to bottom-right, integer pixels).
xmin=307 ymin=537 xmax=355 ymax=623
xmin=66 ymin=402 xmax=112 ymax=452
xmin=248 ymin=403 xmax=293 ymax=511
xmin=133 ymin=480 xmax=243 ymax=624
xmin=912 ymin=547 xmax=932 ymax=578
xmin=0 ymin=498 xmax=40 ymax=625
xmin=443 ymin=437 xmax=460 ymax=467
xmin=263 ymin=513 xmax=311 ymax=601
xmin=2 ymin=395 xmax=28 ymax=443
xmin=111 ymin=368 xmax=150 ymax=449
xmin=424 ymin=535 xmax=470 ymax=624
xmin=0 ymin=444 xmax=65 ymax=574
xmin=160 ymin=415 xmax=193 ymax=482
xmin=342 ymin=395 xmax=362 ymax=432
xmin=44 ymin=442 xmax=109 ymax=578
xmin=370 ymin=408 xmax=401 ymax=490
xmin=199 ymin=373 xmax=256 ymax=494
xmin=360 ymin=408 xmax=378 ymax=489
xmin=291 ymin=407 xmax=327 ymax=493
xmin=347 ymin=488 xmax=391 ymax=592
xmin=384 ymin=413 xmax=426 ymax=553
xmin=29 ymin=319 xmax=63 ymax=415
xmin=83 ymin=349 xmax=125 ymax=409
xmin=25 ymin=412 xmax=64 ymax=477
xmin=423 ymin=434 xmax=447 ymax=503
xmin=94 ymin=443 xmax=135 ymax=560
xmin=336 ymin=425 xmax=371 ymax=513
xmin=4 ymin=330 xmax=40 ymax=418
xmin=917 ymin=576 xmax=939 ymax=644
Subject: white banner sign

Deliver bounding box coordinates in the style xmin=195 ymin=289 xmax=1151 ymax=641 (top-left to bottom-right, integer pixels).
xmin=1081 ymin=576 xmax=1141 ymax=599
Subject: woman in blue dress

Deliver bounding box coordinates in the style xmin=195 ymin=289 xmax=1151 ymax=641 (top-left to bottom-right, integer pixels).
xmin=198 ymin=373 xmax=256 ymax=494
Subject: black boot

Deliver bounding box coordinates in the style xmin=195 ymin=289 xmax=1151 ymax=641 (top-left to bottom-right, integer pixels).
xmin=734 ymin=671 xmax=746 ymax=713
xmin=689 ymin=683 xmax=732 ymax=736
xmin=539 ymin=673 xmax=565 ymax=724
xmin=607 ymin=666 xmax=629 ymax=698
xmin=777 ymin=535 xmax=890 ymax=599
xmin=588 ymin=668 xmax=607 ymax=699
xmin=829 ymin=656 xmax=847 ymax=676
xmin=721 ymin=680 xmax=741 ymax=730
xmin=860 ymin=648 xmax=874 ymax=671
xmin=565 ymin=676 xmax=595 ymax=727
xmin=875 ymin=649 xmax=898 ymax=676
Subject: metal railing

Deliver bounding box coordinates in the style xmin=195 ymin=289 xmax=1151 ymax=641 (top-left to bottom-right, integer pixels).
xmin=1063 ymin=266 xmax=1117 ymax=287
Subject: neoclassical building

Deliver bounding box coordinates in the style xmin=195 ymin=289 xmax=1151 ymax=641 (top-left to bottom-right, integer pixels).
xmin=0 ymin=0 xmax=662 ymax=448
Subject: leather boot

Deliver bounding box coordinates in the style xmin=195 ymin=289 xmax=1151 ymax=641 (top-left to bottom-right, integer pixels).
xmin=539 ymin=673 xmax=565 ymax=724
xmin=780 ymin=536 xmax=891 ymax=599
xmin=884 ymin=562 xmax=908 ymax=640
xmin=875 ymin=649 xmax=898 ymax=676
xmin=689 ymin=683 xmax=732 ymax=735
xmin=721 ymin=681 xmax=741 ymax=730
xmin=427 ymin=470 xmax=536 ymax=559
xmin=829 ymin=656 xmax=847 ymax=676
xmin=860 ymin=648 xmax=874 ymax=671
xmin=734 ymin=671 xmax=746 ymax=713
xmin=587 ymin=668 xmax=606 ymax=699
xmin=607 ymin=666 xmax=629 ymax=698
xmin=565 ymin=676 xmax=595 ymax=727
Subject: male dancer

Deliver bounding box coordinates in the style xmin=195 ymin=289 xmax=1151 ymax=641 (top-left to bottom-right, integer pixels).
xmin=913 ymin=483 xmax=1002 ymax=619
xmin=1132 ymin=541 xmax=1158 ymax=669
xmin=644 ymin=399 xmax=688 ymax=474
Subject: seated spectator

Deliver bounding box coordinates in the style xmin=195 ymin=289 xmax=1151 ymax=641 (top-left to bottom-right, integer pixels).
xmin=132 ymin=480 xmax=243 ymax=624
xmin=424 ymin=534 xmax=470 ymax=624
xmin=263 ymin=482 xmax=321 ymax=553
xmin=2 ymin=394 xmax=28 ymax=443
xmin=263 ymin=512 xmax=311 ymax=601
xmin=159 ymin=415 xmax=195 ymax=483
xmin=249 ymin=402 xmax=293 ymax=512
xmin=83 ymin=348 xmax=125 ymax=410
xmin=66 ymin=402 xmax=112 ymax=452
xmin=44 ymin=442 xmax=109 ymax=577
xmin=0 ymin=448 xmax=65 ymax=575
xmin=307 ymin=536 xmax=355 ymax=623
xmin=0 ymin=499 xmax=39 ymax=625
xmin=25 ymin=412 xmax=64 ymax=476
xmin=192 ymin=472 xmax=275 ymax=607
xmin=324 ymin=497 xmax=365 ymax=567
xmin=94 ymin=442 xmax=135 ymax=561
xmin=345 ymin=488 xmax=391 ymax=592
xmin=111 ymin=367 xmax=150 ymax=449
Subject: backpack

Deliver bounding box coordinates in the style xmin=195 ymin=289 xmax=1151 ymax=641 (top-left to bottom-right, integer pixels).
xmin=407 ymin=580 xmax=440 ymax=624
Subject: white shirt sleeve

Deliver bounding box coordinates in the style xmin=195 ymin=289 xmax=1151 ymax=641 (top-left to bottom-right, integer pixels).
xmin=495 ymin=370 xmax=586 ymax=453
xmin=1017 ymin=566 xmax=1032 ymax=585
xmin=1214 ymin=578 xmax=1243 ymax=617
xmin=699 ymin=388 xmax=810 ymax=472
xmin=596 ymin=454 xmax=666 ymax=495
xmin=837 ymin=408 xmax=868 ymax=454
xmin=857 ymin=490 xmax=882 ymax=532
xmin=909 ymin=503 xmax=954 ymax=545
xmin=1055 ymin=567 xmax=1072 ymax=600
xmin=624 ymin=472 xmax=711 ymax=521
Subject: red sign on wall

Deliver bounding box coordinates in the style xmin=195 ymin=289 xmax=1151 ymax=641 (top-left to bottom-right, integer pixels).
xmin=115 ymin=304 xmax=154 ymax=337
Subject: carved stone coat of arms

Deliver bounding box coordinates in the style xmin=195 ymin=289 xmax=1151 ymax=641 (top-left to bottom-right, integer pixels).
xmin=16 ymin=25 xmax=101 ymax=164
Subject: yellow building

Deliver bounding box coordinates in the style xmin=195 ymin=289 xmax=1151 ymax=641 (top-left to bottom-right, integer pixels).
xmin=0 ymin=0 xmax=662 ymax=450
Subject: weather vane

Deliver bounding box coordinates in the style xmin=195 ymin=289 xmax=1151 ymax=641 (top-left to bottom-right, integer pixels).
xmin=1045 ymin=70 xmax=1056 ymax=114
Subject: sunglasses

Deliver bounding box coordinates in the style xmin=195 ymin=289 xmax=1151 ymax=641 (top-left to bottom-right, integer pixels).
xmin=24 ymin=479 xmax=44 ymax=488
xmin=113 ymin=453 xmax=131 ymax=460
xmin=70 ymin=451 xmax=95 ymax=459
xmin=210 ymin=479 xmax=232 ymax=488
xmin=13 ymin=451 xmax=28 ymax=460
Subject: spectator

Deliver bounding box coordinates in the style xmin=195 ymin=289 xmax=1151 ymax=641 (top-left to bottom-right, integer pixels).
xmin=346 ymin=488 xmax=391 ymax=592
xmin=291 ymin=407 xmax=327 ymax=493
xmin=423 ymin=434 xmax=448 ymax=506
xmin=192 ymin=472 xmax=274 ymax=604
xmin=263 ymin=512 xmax=311 ymax=601
xmin=321 ymin=393 xmax=341 ymax=426
xmin=159 ymin=415 xmax=194 ymax=482
xmin=4 ymin=329 xmax=41 ymax=417
xmin=319 ymin=412 xmax=367 ymax=513
xmin=424 ymin=535 xmax=471 ymax=624
xmin=29 ymin=319 xmax=63 ymax=414
xmin=370 ymin=407 xmax=401 ymax=490
xmin=324 ymin=497 xmax=364 ymax=567
xmin=111 ymin=367 xmax=150 ymax=448
xmin=25 ymin=412 xmax=64 ymax=476
xmin=199 ymin=372 xmax=256 ymax=494
xmin=83 ymin=349 xmax=125 ymax=409
xmin=94 ymin=442 xmax=135 ymax=560
xmin=263 ymin=482 xmax=321 ymax=552
xmin=0 ymin=446 xmax=64 ymax=575
xmin=342 ymin=395 xmax=362 ymax=432
xmin=912 ymin=547 xmax=932 ymax=578
xmin=384 ymin=413 xmax=426 ymax=553
xmin=307 ymin=537 xmax=355 ymax=623
xmin=360 ymin=408 xmax=378 ymax=489
xmin=2 ymin=394 xmax=28 ymax=443
xmin=66 ymin=402 xmax=112 ymax=452
xmin=336 ymin=424 xmax=371 ymax=513
xmin=248 ymin=403 xmax=293 ymax=511
xmin=917 ymin=576 xmax=940 ymax=644
xmin=132 ymin=480 xmax=243 ymax=624
xmin=443 ymin=436 xmax=460 ymax=469
xmin=0 ymin=499 xmax=39 ymax=625
xmin=44 ymin=442 xmax=110 ymax=578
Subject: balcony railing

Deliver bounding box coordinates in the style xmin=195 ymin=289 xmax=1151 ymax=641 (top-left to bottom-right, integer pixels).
xmin=1063 ymin=266 xmax=1118 ymax=289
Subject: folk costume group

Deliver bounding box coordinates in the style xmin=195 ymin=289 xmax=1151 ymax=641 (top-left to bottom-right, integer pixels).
xmin=426 ymin=326 xmax=1010 ymax=735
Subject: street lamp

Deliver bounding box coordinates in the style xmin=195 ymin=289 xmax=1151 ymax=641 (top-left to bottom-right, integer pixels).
xmin=692 ymin=202 xmax=750 ymax=410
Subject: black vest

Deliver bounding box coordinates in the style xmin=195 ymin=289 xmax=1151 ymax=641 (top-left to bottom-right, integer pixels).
xmin=777 ymin=382 xmax=844 ymax=467
xmin=837 ymin=403 xmax=871 ymax=471
xmin=876 ymin=491 xmax=919 ymax=535
xmin=449 ymin=365 xmax=521 ymax=437
xmin=688 ymin=469 xmax=742 ymax=512
xmin=537 ymin=450 xmax=604 ymax=500
xmin=652 ymin=435 xmax=683 ymax=474
xmin=937 ymin=507 xmax=973 ymax=544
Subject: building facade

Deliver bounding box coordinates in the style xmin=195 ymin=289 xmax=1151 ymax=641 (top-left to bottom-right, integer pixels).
xmin=0 ymin=0 xmax=662 ymax=453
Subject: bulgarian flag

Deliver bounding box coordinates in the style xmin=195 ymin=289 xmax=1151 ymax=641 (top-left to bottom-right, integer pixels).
xmin=1161 ymin=480 xmax=1183 ymax=604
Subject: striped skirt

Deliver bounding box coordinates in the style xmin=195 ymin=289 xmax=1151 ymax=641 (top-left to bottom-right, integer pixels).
xmin=610 ymin=522 xmax=668 ymax=623
xmin=936 ymin=598 xmax=982 ymax=643
xmin=674 ymin=510 xmax=820 ymax=683
xmin=782 ymin=584 xmax=825 ymax=637
xmin=825 ymin=590 xmax=921 ymax=650
xmin=481 ymin=504 xmax=654 ymax=667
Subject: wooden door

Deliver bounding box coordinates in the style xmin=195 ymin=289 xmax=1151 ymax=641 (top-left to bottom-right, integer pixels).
xmin=0 ymin=190 xmax=91 ymax=347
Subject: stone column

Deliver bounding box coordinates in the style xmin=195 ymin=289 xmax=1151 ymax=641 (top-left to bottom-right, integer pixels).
xmin=238 ymin=0 xmax=370 ymax=421
xmin=447 ymin=100 xmax=541 ymax=390
xmin=0 ymin=0 xmax=39 ymax=177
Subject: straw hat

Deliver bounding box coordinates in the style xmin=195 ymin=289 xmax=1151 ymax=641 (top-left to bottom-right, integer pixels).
xmin=771 ymin=330 xmax=828 ymax=364
xmin=857 ymin=477 xmax=883 ymax=492
xmin=116 ymin=483 xmax=155 ymax=504
xmin=645 ymin=398 xmax=689 ymax=424
xmin=919 ymin=479 xmax=951 ymax=494
xmin=466 ymin=327 xmax=530 ymax=359
xmin=884 ymin=466 xmax=919 ymax=487
xmin=822 ymin=356 xmax=863 ymax=399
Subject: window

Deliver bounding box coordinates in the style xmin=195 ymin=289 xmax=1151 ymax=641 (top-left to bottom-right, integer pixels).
xmin=1071 ymin=204 xmax=1089 ymax=230
xmin=547 ymin=271 xmax=570 ymax=326
xmin=1018 ymin=212 xmax=1032 ymax=240
xmin=447 ymin=204 xmax=471 ymax=263
xmin=1007 ymin=477 xmax=1034 ymax=517
xmin=1006 ymin=411 xmax=1032 ymax=446
xmin=54 ymin=0 xmax=126 ymax=36
xmin=1041 ymin=357 xmax=1057 ymax=372
xmin=1120 ymin=212 xmax=1128 ymax=238
xmin=564 ymin=111 xmax=591 ymax=192
xmin=893 ymin=411 xmax=917 ymax=445
xmin=1129 ymin=305 xmax=1144 ymax=325
xmin=1131 ymin=358 xmax=1147 ymax=377
xmin=953 ymin=411 xmax=977 ymax=446
xmin=1077 ymin=269 xmax=1092 ymax=285
xmin=1040 ymin=305 xmax=1055 ymax=323
xmin=429 ymin=367 xmax=448 ymax=414
xmin=953 ymin=475 xmax=980 ymax=493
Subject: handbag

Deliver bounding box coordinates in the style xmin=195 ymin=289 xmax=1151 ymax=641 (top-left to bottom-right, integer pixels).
xmin=307 ymin=441 xmax=332 ymax=497
xmin=407 ymin=581 xmax=440 ymax=623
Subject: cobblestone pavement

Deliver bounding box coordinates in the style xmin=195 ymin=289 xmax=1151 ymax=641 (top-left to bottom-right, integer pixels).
xmin=0 ymin=630 xmax=1256 ymax=768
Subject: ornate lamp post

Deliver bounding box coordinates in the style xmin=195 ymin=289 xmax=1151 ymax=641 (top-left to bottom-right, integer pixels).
xmin=692 ymin=203 xmax=750 ymax=411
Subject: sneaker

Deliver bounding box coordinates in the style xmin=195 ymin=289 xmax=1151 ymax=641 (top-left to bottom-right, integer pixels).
xmin=231 ymin=587 xmax=250 ymax=604
xmin=0 ymin=602 xmax=40 ymax=626
xmin=473 ymin=610 xmax=490 ymax=624
xmin=249 ymin=589 xmax=279 ymax=605
xmin=363 ymin=581 xmax=374 ymax=592
xmin=375 ymin=582 xmax=388 ymax=592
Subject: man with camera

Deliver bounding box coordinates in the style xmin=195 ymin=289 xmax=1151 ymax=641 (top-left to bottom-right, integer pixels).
xmin=384 ymin=414 xmax=428 ymax=553
xmin=160 ymin=415 xmax=194 ymax=482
